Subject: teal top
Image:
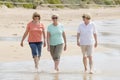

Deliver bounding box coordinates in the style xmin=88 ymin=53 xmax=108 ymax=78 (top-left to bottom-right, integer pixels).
xmin=47 ymin=23 xmax=64 ymax=46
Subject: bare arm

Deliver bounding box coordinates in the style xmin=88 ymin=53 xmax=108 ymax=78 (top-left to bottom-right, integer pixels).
xmin=94 ymin=33 xmax=98 ymax=48
xmin=42 ymin=30 xmax=46 ymax=47
xmin=20 ymin=29 xmax=29 ymax=47
xmin=47 ymin=32 xmax=50 ymax=51
xmin=77 ymin=33 xmax=80 ymax=46
xmin=62 ymin=31 xmax=67 ymax=51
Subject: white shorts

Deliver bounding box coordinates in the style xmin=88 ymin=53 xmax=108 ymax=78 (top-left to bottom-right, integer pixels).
xmin=80 ymin=45 xmax=94 ymax=57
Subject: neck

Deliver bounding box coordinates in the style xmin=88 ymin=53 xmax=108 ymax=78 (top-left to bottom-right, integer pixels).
xmin=33 ymin=20 xmax=39 ymax=24
xmin=84 ymin=21 xmax=90 ymax=25
xmin=53 ymin=22 xmax=58 ymax=26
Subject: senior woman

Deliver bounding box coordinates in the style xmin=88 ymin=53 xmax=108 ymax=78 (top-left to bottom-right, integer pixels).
xmin=77 ymin=13 xmax=98 ymax=74
xmin=47 ymin=14 xmax=67 ymax=72
xmin=20 ymin=12 xmax=46 ymax=71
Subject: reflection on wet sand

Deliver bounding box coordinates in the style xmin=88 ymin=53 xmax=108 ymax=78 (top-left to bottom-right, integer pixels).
xmin=34 ymin=73 xmax=40 ymax=80
xmin=32 ymin=72 xmax=94 ymax=80
xmin=54 ymin=73 xmax=59 ymax=80
xmin=0 ymin=53 xmax=120 ymax=80
xmin=83 ymin=73 xmax=93 ymax=80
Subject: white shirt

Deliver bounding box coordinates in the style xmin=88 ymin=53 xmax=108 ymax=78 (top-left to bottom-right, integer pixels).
xmin=77 ymin=22 xmax=97 ymax=45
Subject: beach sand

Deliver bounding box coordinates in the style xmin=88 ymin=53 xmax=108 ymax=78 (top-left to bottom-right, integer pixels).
xmin=0 ymin=7 xmax=120 ymax=80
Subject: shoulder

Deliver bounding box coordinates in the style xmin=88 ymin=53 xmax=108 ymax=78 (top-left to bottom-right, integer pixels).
xmin=58 ymin=23 xmax=64 ymax=31
xmin=27 ymin=21 xmax=33 ymax=29
xmin=40 ymin=23 xmax=45 ymax=27
xmin=58 ymin=23 xmax=63 ymax=26
xmin=27 ymin=21 xmax=33 ymax=25
xmin=79 ymin=22 xmax=84 ymax=27
xmin=48 ymin=24 xmax=53 ymax=28
xmin=47 ymin=24 xmax=53 ymax=30
xmin=58 ymin=23 xmax=64 ymax=28
xmin=89 ymin=22 xmax=95 ymax=26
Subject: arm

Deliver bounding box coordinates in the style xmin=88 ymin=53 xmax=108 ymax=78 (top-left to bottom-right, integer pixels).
xmin=47 ymin=32 xmax=50 ymax=51
xmin=42 ymin=30 xmax=46 ymax=47
xmin=94 ymin=33 xmax=97 ymax=48
xmin=62 ymin=31 xmax=67 ymax=51
xmin=20 ymin=29 xmax=29 ymax=47
xmin=77 ymin=33 xmax=80 ymax=47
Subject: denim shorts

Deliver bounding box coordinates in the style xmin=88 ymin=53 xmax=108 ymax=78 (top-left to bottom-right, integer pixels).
xmin=29 ymin=42 xmax=42 ymax=58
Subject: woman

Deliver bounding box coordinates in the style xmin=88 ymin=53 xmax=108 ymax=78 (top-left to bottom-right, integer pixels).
xmin=47 ymin=14 xmax=67 ymax=72
xmin=77 ymin=13 xmax=97 ymax=74
xmin=20 ymin=12 xmax=46 ymax=71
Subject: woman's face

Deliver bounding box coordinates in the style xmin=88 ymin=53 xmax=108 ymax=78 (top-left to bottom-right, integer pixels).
xmin=33 ymin=15 xmax=40 ymax=22
xmin=52 ymin=16 xmax=58 ymax=22
xmin=83 ymin=17 xmax=89 ymax=23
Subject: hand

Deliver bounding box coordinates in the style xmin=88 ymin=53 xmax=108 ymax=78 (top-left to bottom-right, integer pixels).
xmin=43 ymin=42 xmax=46 ymax=47
xmin=47 ymin=45 xmax=50 ymax=51
xmin=20 ymin=42 xmax=23 ymax=47
xmin=77 ymin=41 xmax=80 ymax=47
xmin=64 ymin=44 xmax=67 ymax=51
xmin=94 ymin=41 xmax=97 ymax=48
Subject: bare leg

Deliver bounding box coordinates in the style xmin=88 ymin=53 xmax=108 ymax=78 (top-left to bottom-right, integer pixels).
xmin=88 ymin=56 xmax=93 ymax=74
xmin=83 ymin=57 xmax=87 ymax=72
xmin=54 ymin=60 xmax=59 ymax=71
xmin=34 ymin=56 xmax=39 ymax=69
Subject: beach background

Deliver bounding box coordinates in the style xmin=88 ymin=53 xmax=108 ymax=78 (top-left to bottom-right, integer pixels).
xmin=0 ymin=6 xmax=120 ymax=80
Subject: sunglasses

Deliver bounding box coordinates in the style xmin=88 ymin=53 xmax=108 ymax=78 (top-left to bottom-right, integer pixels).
xmin=82 ymin=16 xmax=85 ymax=18
xmin=52 ymin=17 xmax=58 ymax=19
xmin=34 ymin=15 xmax=40 ymax=17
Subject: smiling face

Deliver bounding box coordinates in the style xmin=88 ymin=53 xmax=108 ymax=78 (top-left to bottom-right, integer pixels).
xmin=32 ymin=12 xmax=40 ymax=22
xmin=33 ymin=15 xmax=40 ymax=22
xmin=52 ymin=15 xmax=58 ymax=20
xmin=82 ymin=14 xmax=91 ymax=25
xmin=52 ymin=15 xmax=58 ymax=24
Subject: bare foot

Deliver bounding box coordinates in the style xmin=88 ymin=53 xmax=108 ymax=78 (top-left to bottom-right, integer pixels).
xmin=55 ymin=67 xmax=59 ymax=71
xmin=35 ymin=63 xmax=38 ymax=69
xmin=84 ymin=68 xmax=88 ymax=73
xmin=89 ymin=71 xmax=93 ymax=74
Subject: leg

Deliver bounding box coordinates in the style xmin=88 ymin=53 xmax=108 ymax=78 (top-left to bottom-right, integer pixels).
xmin=88 ymin=56 xmax=93 ymax=74
xmin=34 ymin=56 xmax=39 ymax=69
xmin=54 ymin=60 xmax=60 ymax=71
xmin=29 ymin=43 xmax=38 ymax=69
xmin=83 ymin=56 xmax=87 ymax=72
xmin=54 ymin=44 xmax=63 ymax=71
xmin=50 ymin=44 xmax=63 ymax=71
xmin=81 ymin=45 xmax=88 ymax=72
xmin=87 ymin=45 xmax=94 ymax=74
xmin=36 ymin=42 xmax=42 ymax=69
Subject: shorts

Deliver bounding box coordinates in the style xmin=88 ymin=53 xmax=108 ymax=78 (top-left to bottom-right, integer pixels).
xmin=80 ymin=45 xmax=94 ymax=57
xmin=50 ymin=44 xmax=63 ymax=61
xmin=29 ymin=42 xmax=42 ymax=58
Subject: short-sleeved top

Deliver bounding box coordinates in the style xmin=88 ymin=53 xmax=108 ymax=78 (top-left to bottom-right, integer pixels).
xmin=27 ymin=21 xmax=45 ymax=42
xmin=47 ymin=23 xmax=64 ymax=46
xmin=77 ymin=22 xmax=97 ymax=45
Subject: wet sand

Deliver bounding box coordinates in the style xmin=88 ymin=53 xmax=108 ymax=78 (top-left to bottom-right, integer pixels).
xmin=0 ymin=7 xmax=120 ymax=80
xmin=0 ymin=54 xmax=120 ymax=80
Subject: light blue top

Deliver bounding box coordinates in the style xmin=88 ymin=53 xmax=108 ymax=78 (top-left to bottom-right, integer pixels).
xmin=47 ymin=23 xmax=64 ymax=46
